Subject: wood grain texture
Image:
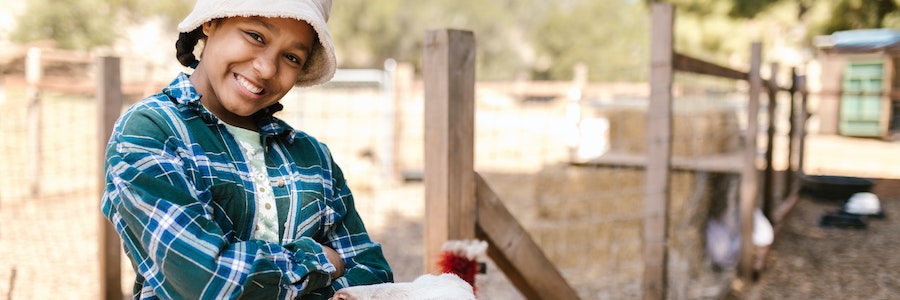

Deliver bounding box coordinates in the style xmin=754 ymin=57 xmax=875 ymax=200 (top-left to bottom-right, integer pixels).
xmin=423 ymin=29 xmax=477 ymax=274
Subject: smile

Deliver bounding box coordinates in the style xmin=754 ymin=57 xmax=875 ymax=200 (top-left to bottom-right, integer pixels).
xmin=236 ymin=74 xmax=264 ymax=95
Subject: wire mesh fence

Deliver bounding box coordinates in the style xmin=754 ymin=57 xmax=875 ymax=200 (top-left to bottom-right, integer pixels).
xmin=469 ymin=69 xmax=759 ymax=298
xmin=0 ymin=82 xmax=100 ymax=299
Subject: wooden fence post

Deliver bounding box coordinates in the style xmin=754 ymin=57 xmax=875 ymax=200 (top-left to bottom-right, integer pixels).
xmin=423 ymin=29 xmax=477 ymax=274
xmin=644 ymin=3 xmax=674 ymax=299
xmin=796 ymin=75 xmax=808 ymax=174
xmin=97 ymin=56 xmax=123 ymax=300
xmin=740 ymin=43 xmax=763 ymax=282
xmin=785 ymin=68 xmax=798 ymax=198
xmin=26 ymin=48 xmax=42 ymax=196
xmin=763 ymin=63 xmax=779 ymax=220
xmin=382 ymin=59 xmax=398 ymax=182
xmin=391 ymin=61 xmax=414 ymax=180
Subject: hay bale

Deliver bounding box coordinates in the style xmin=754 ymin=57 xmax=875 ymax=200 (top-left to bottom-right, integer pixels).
xmin=594 ymin=101 xmax=742 ymax=157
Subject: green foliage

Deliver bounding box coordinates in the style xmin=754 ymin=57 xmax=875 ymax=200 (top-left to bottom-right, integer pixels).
xmin=11 ymin=0 xmax=192 ymax=50
xmin=720 ymin=0 xmax=900 ymax=34
xmin=726 ymin=0 xmax=900 ymax=34
xmin=529 ymin=0 xmax=649 ymax=81
xmin=819 ymin=0 xmax=900 ymax=33
xmin=11 ymin=0 xmax=116 ymax=50
xmin=645 ymin=0 xmax=900 ymax=71
xmin=727 ymin=0 xmax=782 ymax=18
xmin=330 ymin=0 xmax=649 ymax=81
xmin=27 ymin=0 xmax=900 ymax=81
xmin=329 ymin=0 xmax=526 ymax=80
xmin=654 ymin=0 xmax=725 ymax=16
xmin=131 ymin=1 xmax=194 ymax=30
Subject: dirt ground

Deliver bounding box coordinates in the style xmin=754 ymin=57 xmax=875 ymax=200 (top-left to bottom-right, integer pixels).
xmin=733 ymin=178 xmax=900 ymax=299
xmin=728 ymin=134 xmax=900 ymax=300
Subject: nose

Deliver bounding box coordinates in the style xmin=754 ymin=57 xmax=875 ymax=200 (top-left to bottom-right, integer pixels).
xmin=253 ymin=51 xmax=278 ymax=79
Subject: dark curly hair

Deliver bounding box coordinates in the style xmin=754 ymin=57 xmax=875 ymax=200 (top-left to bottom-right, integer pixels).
xmin=175 ymin=27 xmax=205 ymax=68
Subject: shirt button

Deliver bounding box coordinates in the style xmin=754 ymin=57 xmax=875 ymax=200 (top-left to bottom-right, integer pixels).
xmin=255 ymin=225 xmax=260 ymax=231
xmin=259 ymin=187 xmax=266 ymax=193
xmin=265 ymin=203 xmax=272 ymax=210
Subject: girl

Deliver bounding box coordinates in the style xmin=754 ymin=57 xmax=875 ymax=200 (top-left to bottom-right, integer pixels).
xmin=101 ymin=0 xmax=393 ymax=298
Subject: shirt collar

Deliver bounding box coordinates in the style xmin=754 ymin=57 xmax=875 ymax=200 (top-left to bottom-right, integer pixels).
xmin=162 ymin=73 xmax=297 ymax=144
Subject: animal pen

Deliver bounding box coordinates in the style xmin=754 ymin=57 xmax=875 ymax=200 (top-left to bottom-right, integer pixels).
xmin=421 ymin=4 xmax=809 ymax=300
xmin=0 ymin=3 xmax=813 ymax=299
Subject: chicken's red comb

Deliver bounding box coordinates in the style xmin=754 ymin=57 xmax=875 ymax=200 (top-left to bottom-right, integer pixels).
xmin=437 ymin=240 xmax=487 ymax=293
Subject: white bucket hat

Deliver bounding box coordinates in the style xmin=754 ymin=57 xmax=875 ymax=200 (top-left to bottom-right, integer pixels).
xmin=177 ymin=0 xmax=336 ymax=87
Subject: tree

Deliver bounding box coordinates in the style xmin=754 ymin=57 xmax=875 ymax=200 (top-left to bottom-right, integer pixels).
xmin=12 ymin=0 xmax=116 ymax=49
xmin=726 ymin=0 xmax=900 ymax=33
xmin=329 ymin=0 xmax=527 ymax=80
xmin=11 ymin=0 xmax=192 ymax=50
xmin=330 ymin=0 xmax=650 ymax=81
xmin=816 ymin=0 xmax=900 ymax=33
xmin=642 ymin=0 xmax=870 ymax=70
xmin=528 ymin=0 xmax=649 ymax=81
xmin=13 ymin=0 xmax=654 ymax=81
xmin=664 ymin=0 xmax=900 ymax=38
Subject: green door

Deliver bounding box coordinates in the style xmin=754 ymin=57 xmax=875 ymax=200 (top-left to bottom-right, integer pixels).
xmin=840 ymin=62 xmax=885 ymax=137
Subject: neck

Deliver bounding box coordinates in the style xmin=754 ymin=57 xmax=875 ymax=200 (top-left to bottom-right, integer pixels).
xmin=224 ymin=117 xmax=258 ymax=131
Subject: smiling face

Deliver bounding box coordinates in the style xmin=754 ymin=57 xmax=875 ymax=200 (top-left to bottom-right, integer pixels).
xmin=190 ymin=16 xmax=316 ymax=129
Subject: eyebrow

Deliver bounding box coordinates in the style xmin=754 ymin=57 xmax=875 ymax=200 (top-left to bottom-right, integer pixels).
xmin=247 ymin=17 xmax=312 ymax=54
xmin=245 ymin=17 xmax=277 ymax=35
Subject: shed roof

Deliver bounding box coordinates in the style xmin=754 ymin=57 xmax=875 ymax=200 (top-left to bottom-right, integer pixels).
xmin=814 ymin=29 xmax=900 ymax=54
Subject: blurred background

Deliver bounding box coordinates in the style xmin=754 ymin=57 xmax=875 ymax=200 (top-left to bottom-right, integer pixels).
xmin=2 ymin=0 xmax=900 ymax=299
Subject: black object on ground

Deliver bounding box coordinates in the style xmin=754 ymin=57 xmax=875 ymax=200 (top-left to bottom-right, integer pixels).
xmin=841 ymin=208 xmax=887 ymax=219
xmin=800 ymin=175 xmax=875 ymax=201
xmin=819 ymin=212 xmax=868 ymax=229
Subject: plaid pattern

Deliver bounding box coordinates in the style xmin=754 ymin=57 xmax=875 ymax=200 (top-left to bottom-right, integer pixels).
xmin=101 ymin=73 xmax=392 ymax=299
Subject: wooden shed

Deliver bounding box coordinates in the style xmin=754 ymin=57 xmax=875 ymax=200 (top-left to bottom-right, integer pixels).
xmin=814 ymin=29 xmax=900 ymax=139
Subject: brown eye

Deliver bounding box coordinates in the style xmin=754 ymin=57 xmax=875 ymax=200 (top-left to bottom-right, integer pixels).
xmin=285 ymin=54 xmax=302 ymax=65
xmin=246 ymin=31 xmax=264 ymax=43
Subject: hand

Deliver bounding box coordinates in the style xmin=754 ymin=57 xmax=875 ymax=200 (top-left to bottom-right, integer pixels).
xmin=322 ymin=245 xmax=346 ymax=280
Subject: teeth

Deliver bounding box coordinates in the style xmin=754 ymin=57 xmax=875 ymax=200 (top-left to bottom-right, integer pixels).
xmin=237 ymin=75 xmax=263 ymax=94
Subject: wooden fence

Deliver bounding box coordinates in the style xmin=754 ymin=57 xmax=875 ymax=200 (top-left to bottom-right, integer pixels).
xmin=423 ymin=4 xmax=809 ymax=299
xmin=5 ymin=47 xmax=124 ymax=299
xmin=422 ymin=29 xmax=581 ymax=299
xmin=644 ymin=3 xmax=809 ymax=298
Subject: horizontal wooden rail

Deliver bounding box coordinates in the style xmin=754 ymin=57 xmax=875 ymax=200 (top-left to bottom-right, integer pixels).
xmin=674 ymin=53 xmax=747 ymax=81
xmin=575 ymin=151 xmax=743 ymax=174
xmin=673 ymin=52 xmax=791 ymax=92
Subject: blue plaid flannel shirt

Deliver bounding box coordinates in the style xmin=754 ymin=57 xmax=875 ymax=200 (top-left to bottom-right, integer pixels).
xmin=101 ymin=73 xmax=393 ymax=299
